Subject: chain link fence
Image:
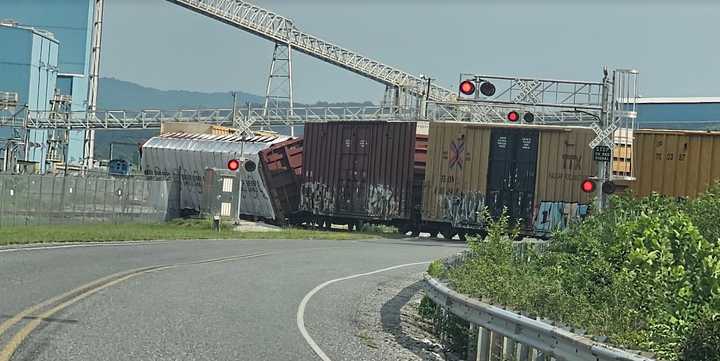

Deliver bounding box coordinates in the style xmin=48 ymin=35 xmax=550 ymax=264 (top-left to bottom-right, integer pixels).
xmin=0 ymin=174 xmax=179 ymax=226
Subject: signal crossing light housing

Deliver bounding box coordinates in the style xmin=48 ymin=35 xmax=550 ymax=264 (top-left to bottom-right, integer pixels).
xmin=602 ymin=180 xmax=616 ymax=194
xmin=227 ymin=159 xmax=240 ymax=171
xmin=523 ymin=112 xmax=534 ymax=123
xmin=479 ymin=81 xmax=496 ymax=96
xmin=244 ymin=160 xmax=256 ymax=173
xmin=581 ymin=179 xmax=617 ymax=194
xmin=507 ymin=111 xmax=520 ymax=122
xmin=581 ymin=179 xmax=596 ymax=193
xmin=459 ymin=80 xmax=476 ymax=96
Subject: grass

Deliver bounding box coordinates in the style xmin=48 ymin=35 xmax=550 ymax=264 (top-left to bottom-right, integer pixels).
xmin=0 ymin=218 xmax=380 ymax=246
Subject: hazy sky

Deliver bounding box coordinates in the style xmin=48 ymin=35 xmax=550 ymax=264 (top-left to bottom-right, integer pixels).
xmin=100 ymin=0 xmax=720 ymax=103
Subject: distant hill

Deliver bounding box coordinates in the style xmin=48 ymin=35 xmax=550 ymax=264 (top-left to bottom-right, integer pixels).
xmin=97 ymin=77 xmax=264 ymax=111
xmin=96 ymin=77 xmax=374 ymax=111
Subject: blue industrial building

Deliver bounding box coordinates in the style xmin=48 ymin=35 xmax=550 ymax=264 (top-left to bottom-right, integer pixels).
xmin=0 ymin=22 xmax=61 ymax=171
xmin=636 ymin=98 xmax=720 ymax=130
xmin=0 ymin=0 xmax=95 ymax=170
xmin=0 ymin=22 xmax=59 ymax=112
xmin=2 ymin=0 xmax=95 ymax=113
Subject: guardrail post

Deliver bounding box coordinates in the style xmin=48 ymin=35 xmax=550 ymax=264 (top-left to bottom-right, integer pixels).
xmin=518 ymin=344 xmax=531 ymax=361
xmin=490 ymin=331 xmax=505 ymax=361
xmin=478 ymin=327 xmax=491 ymax=361
xmin=505 ymin=338 xmax=517 ymax=360
xmin=467 ymin=323 xmax=479 ymax=361
xmin=534 ymin=350 xmax=548 ymax=361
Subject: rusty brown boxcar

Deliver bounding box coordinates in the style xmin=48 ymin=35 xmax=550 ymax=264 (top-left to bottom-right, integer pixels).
xmin=422 ymin=122 xmax=597 ymax=237
xmin=300 ymin=121 xmax=417 ymax=225
xmin=631 ymin=129 xmax=720 ymax=198
xmin=258 ymin=137 xmax=304 ymax=224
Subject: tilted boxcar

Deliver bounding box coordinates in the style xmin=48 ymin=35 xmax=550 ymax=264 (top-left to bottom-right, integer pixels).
xmin=258 ymin=137 xmax=304 ymax=225
xmin=300 ymin=121 xmax=418 ymax=227
xmin=141 ymin=132 xmax=290 ymax=219
xmin=422 ymin=122 xmax=597 ymax=237
xmin=631 ymin=129 xmax=720 ymax=198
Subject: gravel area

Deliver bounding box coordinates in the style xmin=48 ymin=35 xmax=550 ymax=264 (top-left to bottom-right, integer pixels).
xmin=352 ymin=275 xmax=460 ymax=361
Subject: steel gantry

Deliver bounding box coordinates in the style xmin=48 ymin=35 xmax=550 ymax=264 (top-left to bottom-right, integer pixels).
xmin=163 ymin=0 xmax=459 ymax=105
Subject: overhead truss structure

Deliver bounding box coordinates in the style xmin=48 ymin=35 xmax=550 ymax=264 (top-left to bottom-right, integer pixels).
xmin=164 ymin=0 xmax=458 ymax=104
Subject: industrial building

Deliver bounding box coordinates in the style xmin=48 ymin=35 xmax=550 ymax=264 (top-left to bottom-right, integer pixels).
xmin=636 ymin=97 xmax=720 ymax=130
xmin=0 ymin=0 xmax=97 ymax=171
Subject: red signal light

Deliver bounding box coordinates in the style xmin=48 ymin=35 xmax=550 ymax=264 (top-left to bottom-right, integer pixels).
xmin=459 ymin=80 xmax=476 ymax=96
xmin=581 ymin=179 xmax=596 ymax=193
xmin=507 ymin=111 xmax=520 ymax=122
xmin=227 ymin=159 xmax=240 ymax=171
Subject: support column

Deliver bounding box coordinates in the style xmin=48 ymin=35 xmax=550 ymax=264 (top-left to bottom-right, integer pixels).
xmin=263 ymin=42 xmax=294 ymax=120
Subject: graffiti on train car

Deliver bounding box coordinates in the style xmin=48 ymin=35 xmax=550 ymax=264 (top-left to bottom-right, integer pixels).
xmin=533 ymin=201 xmax=590 ymax=234
xmin=300 ymin=182 xmax=335 ymax=214
xmin=440 ymin=190 xmax=486 ymax=227
xmin=367 ymin=184 xmax=399 ymax=219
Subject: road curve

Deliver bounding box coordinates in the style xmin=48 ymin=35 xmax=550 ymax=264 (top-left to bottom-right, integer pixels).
xmin=0 ymin=238 xmax=462 ymax=361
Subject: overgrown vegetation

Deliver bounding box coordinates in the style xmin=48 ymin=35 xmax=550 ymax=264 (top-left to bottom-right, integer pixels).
xmin=424 ymin=184 xmax=720 ymax=360
xmin=0 ymin=218 xmax=377 ymax=245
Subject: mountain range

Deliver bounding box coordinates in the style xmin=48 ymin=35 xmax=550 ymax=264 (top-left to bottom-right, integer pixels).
xmin=97 ymin=77 xmax=372 ymax=110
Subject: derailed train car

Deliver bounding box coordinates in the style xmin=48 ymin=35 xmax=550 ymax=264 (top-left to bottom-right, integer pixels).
xmin=299 ymin=121 xmax=419 ymax=228
xmin=422 ymin=122 xmax=597 ymax=238
xmin=141 ymin=132 xmax=290 ymax=219
xmin=258 ymin=137 xmax=304 ymax=225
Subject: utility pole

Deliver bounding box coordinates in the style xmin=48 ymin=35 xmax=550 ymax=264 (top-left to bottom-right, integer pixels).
xmin=232 ymin=91 xmax=242 ymax=129
xmin=420 ymin=75 xmax=434 ymax=119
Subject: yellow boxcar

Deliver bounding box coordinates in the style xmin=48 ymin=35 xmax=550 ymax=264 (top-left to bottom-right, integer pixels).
xmin=632 ymin=129 xmax=720 ymax=198
xmin=422 ymin=121 xmax=596 ymax=236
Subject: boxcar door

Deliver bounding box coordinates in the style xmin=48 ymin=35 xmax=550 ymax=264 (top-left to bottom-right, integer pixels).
xmin=486 ymin=129 xmax=515 ymax=220
xmin=338 ymin=125 xmax=370 ymax=214
xmin=511 ymin=130 xmax=539 ymax=227
xmin=486 ymin=128 xmax=539 ymax=227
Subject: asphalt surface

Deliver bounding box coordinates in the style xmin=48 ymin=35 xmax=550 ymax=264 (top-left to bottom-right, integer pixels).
xmin=0 ymin=238 xmax=463 ymax=361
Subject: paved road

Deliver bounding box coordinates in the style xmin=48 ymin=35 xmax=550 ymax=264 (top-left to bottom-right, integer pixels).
xmin=0 ymin=238 xmax=463 ymax=361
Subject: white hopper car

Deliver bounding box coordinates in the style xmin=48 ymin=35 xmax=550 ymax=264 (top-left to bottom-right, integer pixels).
xmin=141 ymin=132 xmax=291 ymax=219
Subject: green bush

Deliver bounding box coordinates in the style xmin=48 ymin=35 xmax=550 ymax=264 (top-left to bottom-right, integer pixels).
xmin=431 ymin=192 xmax=720 ymax=360
xmin=685 ymin=182 xmax=720 ymax=244
xmin=681 ymin=312 xmax=720 ymax=361
xmin=427 ymin=260 xmax=446 ymax=278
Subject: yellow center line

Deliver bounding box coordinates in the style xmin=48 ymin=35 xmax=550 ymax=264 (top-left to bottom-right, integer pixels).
xmin=0 ymin=251 xmax=271 ymax=361
xmin=0 ymin=267 xmax=157 ymax=338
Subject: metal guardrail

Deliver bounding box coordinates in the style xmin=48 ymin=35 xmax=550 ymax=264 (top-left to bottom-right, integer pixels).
xmin=422 ymin=253 xmax=655 ymax=361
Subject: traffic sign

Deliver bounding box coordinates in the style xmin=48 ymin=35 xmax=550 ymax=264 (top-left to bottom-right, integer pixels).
xmin=593 ymin=145 xmax=612 ymax=162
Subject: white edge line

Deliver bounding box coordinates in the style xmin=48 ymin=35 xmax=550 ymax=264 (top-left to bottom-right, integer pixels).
xmin=296 ymin=261 xmax=431 ymax=361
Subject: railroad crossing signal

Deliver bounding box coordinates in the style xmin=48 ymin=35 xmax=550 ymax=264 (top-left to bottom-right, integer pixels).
xmin=581 ymin=179 xmax=595 ymax=193
xmin=244 ymin=160 xmax=256 ymax=172
xmin=459 ymin=80 xmax=475 ymax=96
xmin=589 ymin=122 xmax=617 ymax=149
xmin=227 ymin=159 xmax=240 ymax=171
xmin=458 ymin=79 xmax=496 ymax=97
xmin=581 ymin=179 xmax=616 ymax=194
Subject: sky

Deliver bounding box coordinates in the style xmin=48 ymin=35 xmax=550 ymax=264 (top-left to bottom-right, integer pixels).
xmin=97 ymin=0 xmax=720 ymax=104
